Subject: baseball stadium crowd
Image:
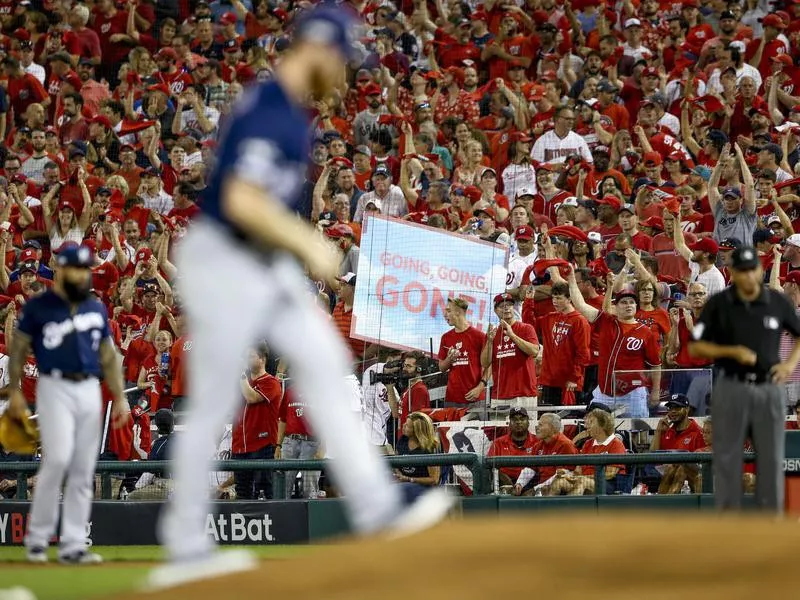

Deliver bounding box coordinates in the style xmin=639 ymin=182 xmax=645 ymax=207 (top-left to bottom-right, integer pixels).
xmin=1 ymin=0 xmax=800 ymax=500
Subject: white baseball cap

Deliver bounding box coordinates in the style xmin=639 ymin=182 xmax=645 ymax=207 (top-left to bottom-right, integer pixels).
xmin=786 ymin=233 xmax=800 ymax=248
xmin=624 ymin=18 xmax=642 ymax=28
xmin=767 ymin=215 xmax=782 ymax=226
xmin=587 ymin=231 xmax=603 ymax=244
xmin=516 ymin=186 xmax=536 ymax=198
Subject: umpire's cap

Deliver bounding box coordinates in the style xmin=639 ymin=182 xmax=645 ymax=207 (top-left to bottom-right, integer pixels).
xmin=730 ymin=246 xmax=760 ymax=271
xmin=56 ymin=243 xmax=93 ymax=268
xmin=294 ymin=4 xmax=360 ymax=60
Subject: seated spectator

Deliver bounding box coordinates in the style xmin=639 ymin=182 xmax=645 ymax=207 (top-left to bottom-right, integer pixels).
xmin=393 ymin=412 xmax=442 ymax=499
xmin=649 ymin=394 xmax=706 ymax=493
xmin=543 ymin=409 xmax=626 ymax=496
xmin=532 ymin=413 xmax=578 ymax=487
xmin=487 ymin=407 xmax=539 ymax=495
xmin=129 ymin=409 xmax=175 ymax=500
xmin=787 ymin=401 xmax=800 ymax=430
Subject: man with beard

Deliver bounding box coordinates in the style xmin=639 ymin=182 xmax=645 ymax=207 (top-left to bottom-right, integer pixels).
xmin=481 ymin=293 xmax=539 ymax=416
xmin=8 ymin=244 xmax=129 ymax=564
xmin=487 ymin=407 xmax=539 ymax=495
xmin=650 ymin=393 xmax=706 ymax=493
xmin=58 ymin=93 xmax=89 ymax=148
xmin=708 ymin=144 xmax=757 ymax=243
xmin=352 ymin=82 xmax=387 ymax=148
xmin=674 ymin=231 xmax=726 ymax=295
xmin=154 ymin=48 xmax=193 ymax=97
xmin=77 ymin=60 xmax=110 ymax=116
xmin=593 ymin=195 xmax=623 ymax=242
xmin=484 ymin=12 xmax=533 ymax=81
xmin=353 ymin=165 xmax=406 ymax=222
xmin=20 ymin=129 xmax=56 ymax=185
xmin=334 ymin=166 xmax=362 ymax=220
xmin=569 ymin=51 xmax=604 ymax=100
xmin=437 ymin=18 xmax=482 ymax=69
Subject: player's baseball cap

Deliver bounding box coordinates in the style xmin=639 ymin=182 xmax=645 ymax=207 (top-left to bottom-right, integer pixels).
xmin=730 ymin=246 xmax=760 ymax=271
xmin=665 ymin=393 xmax=690 ymax=408
xmin=56 ymin=244 xmax=93 ymax=269
xmin=294 ymin=5 xmax=360 ymax=61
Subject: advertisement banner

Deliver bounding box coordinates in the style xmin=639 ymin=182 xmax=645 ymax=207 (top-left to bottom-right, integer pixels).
xmin=352 ymin=215 xmax=509 ymax=354
xmin=0 ymin=501 xmax=309 ymax=546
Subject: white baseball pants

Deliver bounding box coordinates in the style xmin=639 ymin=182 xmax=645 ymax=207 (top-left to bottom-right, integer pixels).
xmin=25 ymin=375 xmax=102 ymax=555
xmin=159 ymin=220 xmax=401 ymax=561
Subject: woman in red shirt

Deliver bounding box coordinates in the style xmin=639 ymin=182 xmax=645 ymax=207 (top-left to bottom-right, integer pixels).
xmin=137 ymin=328 xmax=173 ymax=411
xmin=545 ymin=409 xmax=626 ymax=495
xmin=635 ymin=279 xmax=671 ymax=345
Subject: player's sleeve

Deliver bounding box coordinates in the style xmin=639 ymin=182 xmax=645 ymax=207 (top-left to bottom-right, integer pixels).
xmin=98 ymin=302 xmax=112 ymax=340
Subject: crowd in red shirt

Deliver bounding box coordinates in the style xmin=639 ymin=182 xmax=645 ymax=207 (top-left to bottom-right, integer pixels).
xmin=5 ymin=0 xmax=800 ymax=491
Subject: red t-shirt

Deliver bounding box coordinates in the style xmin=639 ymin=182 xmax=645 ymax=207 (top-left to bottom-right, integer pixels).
xmin=140 ymin=351 xmax=168 ymax=411
xmin=398 ymin=380 xmax=430 ymax=432
xmin=169 ymin=335 xmax=191 ymax=397
xmin=438 ymin=326 xmax=487 ymax=403
xmin=94 ymin=9 xmax=131 ymax=65
xmin=488 ymin=432 xmax=539 ymax=481
xmin=580 ymin=435 xmax=627 ymax=476
xmin=659 ymin=419 xmax=705 ymax=452
xmin=533 ymin=432 xmax=578 ymax=482
xmin=594 ymin=312 xmax=661 ymax=396
xmin=489 ymin=321 xmax=538 ymax=399
xmin=635 ymin=307 xmax=671 ymax=345
xmin=536 ymin=310 xmax=590 ymax=389
xmin=6 ymin=73 xmax=48 ymax=122
xmin=651 ymin=231 xmax=696 ymax=280
xmin=675 ymin=315 xmax=712 ymax=368
xmin=232 ymin=373 xmax=282 ymax=454
xmin=279 ymin=387 xmax=312 ymax=437
xmin=123 ymin=337 xmax=155 ymax=383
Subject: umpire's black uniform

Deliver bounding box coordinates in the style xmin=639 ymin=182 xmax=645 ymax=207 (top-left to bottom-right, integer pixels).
xmin=691 ymin=246 xmax=800 ymax=512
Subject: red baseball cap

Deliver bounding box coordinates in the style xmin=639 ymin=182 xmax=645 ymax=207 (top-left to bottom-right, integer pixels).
xmin=689 ymin=238 xmax=719 ymax=255
xmin=515 ymin=225 xmax=535 ymax=240
xmin=473 ymin=204 xmax=496 ymax=220
xmin=220 ymin=11 xmax=237 ymax=25
xmin=464 ymin=186 xmax=482 ymax=203
xmin=641 ymin=216 xmax=664 ymax=230
xmin=761 ymin=14 xmax=786 ymax=29
xmin=597 ymin=195 xmax=623 ymax=211
xmin=510 ymin=131 xmax=533 ymax=143
xmin=643 ymin=151 xmax=663 ymax=166
xmin=772 ymin=53 xmax=794 ymax=67
xmin=19 ymin=248 xmax=37 ymax=262
xmin=156 ymin=47 xmax=178 ymax=61
xmin=363 ymin=82 xmax=382 ymax=96
xmin=641 ymin=66 xmax=659 ymax=78
xmin=493 ymin=292 xmax=514 ymax=307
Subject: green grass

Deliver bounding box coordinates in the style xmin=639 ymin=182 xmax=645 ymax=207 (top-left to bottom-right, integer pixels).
xmin=0 ymin=545 xmax=309 ymax=600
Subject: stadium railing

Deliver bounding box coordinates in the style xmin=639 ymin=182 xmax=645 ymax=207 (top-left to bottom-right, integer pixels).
xmin=0 ymin=451 xmax=759 ymax=500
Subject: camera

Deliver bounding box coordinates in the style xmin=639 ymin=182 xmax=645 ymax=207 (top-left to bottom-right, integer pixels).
xmin=370 ymin=359 xmax=404 ymax=386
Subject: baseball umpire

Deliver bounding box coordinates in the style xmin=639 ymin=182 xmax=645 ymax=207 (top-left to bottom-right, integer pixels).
xmin=7 ymin=244 xmax=129 ymax=564
xmin=689 ymin=246 xmax=800 ymax=512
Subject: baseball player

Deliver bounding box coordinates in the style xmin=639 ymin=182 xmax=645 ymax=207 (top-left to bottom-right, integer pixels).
xmin=149 ymin=6 xmax=451 ymax=589
xmin=7 ymin=244 xmax=129 ymax=564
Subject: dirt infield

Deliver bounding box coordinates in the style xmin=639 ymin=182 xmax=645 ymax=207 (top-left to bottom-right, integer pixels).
xmin=114 ymin=513 xmax=796 ymax=600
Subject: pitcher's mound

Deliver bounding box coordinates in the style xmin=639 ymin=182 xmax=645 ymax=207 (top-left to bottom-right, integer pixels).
xmin=123 ymin=513 xmax=795 ymax=599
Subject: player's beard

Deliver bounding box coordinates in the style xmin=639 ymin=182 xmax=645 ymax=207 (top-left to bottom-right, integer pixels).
xmin=63 ymin=278 xmax=92 ymax=303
